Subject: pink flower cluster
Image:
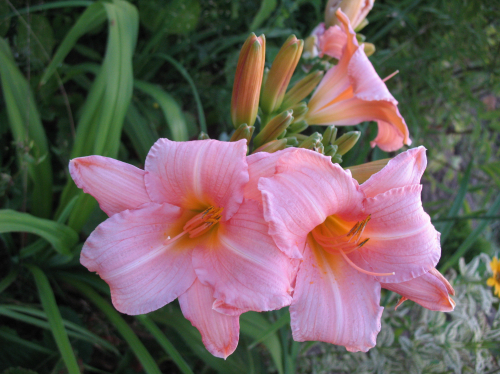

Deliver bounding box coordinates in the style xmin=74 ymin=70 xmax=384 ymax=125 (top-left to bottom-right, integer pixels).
xmin=70 ymin=140 xmax=454 ymax=358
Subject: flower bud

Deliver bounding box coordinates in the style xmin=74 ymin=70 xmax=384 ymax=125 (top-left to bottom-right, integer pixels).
xmin=289 ymin=102 xmax=308 ymax=123
xmin=253 ymin=110 xmax=294 ymax=148
xmin=252 ymin=139 xmax=288 ymax=154
xmin=363 ymin=42 xmax=376 ymax=57
xmin=260 ymin=35 xmax=304 ymax=115
xmin=303 ymin=35 xmax=319 ymax=59
xmin=286 ymin=137 xmax=299 ymax=147
xmin=332 ymin=153 xmax=343 ymax=164
xmin=324 ymin=144 xmax=338 ymax=157
xmin=287 ymin=120 xmax=308 ymax=134
xmin=231 ymin=33 xmax=266 ymax=128
xmin=333 ymin=131 xmax=360 ymax=155
xmin=198 ymin=132 xmax=210 ymax=140
xmin=230 ymin=123 xmax=255 ymax=145
xmin=280 ymin=71 xmax=323 ymax=110
xmin=322 ymin=125 xmax=338 ymax=146
xmin=299 ymin=132 xmax=323 ymax=152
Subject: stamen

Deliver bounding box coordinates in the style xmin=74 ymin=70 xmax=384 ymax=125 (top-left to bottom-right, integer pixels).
xmin=382 ymin=70 xmax=399 ymax=82
xmin=163 ymin=206 xmax=224 ymax=245
xmin=312 ymin=215 xmax=395 ymax=277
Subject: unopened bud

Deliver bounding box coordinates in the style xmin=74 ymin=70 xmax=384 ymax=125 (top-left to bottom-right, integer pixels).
xmin=230 ymin=123 xmax=255 ymax=144
xmin=289 ymin=102 xmax=308 ymax=122
xmin=332 ymin=153 xmax=343 ymax=164
xmin=281 ymin=71 xmax=324 ymax=110
xmin=363 ymin=42 xmax=376 ymax=57
xmin=322 ymin=125 xmax=338 ymax=146
xmin=324 ymin=144 xmax=338 ymax=157
xmin=198 ymin=132 xmax=210 ymax=140
xmin=287 ymin=120 xmax=308 ymax=134
xmin=261 ymin=35 xmax=304 ymax=114
xmin=355 ymin=18 xmax=369 ymax=32
xmin=253 ymin=110 xmax=294 ymax=148
xmin=252 ymin=139 xmax=288 ymax=154
xmin=231 ymin=33 xmax=266 ymax=128
xmin=303 ymin=35 xmax=319 ymax=59
xmin=299 ymin=132 xmax=323 ymax=152
xmin=286 ymin=137 xmax=299 ymax=146
xmin=333 ymin=131 xmax=360 ymax=155
xmin=347 ymin=158 xmax=390 ymax=184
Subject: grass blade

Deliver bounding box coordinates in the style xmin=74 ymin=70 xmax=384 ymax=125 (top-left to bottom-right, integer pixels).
xmin=247 ymin=312 xmax=290 ymax=350
xmin=0 ymin=267 xmax=18 ymax=293
xmin=0 ymin=329 xmax=55 ymax=355
xmin=40 ymin=2 xmax=107 ymax=85
xmin=250 ymin=0 xmax=277 ymax=30
xmin=124 ymin=103 xmax=158 ymax=160
xmin=436 ymin=159 xmax=473 ymax=244
xmin=1 ymin=1 xmax=94 ymax=20
xmin=63 ymin=277 xmax=162 ymax=374
xmin=440 ymin=193 xmax=500 ymax=272
xmin=3 ymin=305 xmax=119 ymax=355
xmin=0 ymin=38 xmax=53 ymax=218
xmin=0 ymin=210 xmax=78 ymax=255
xmin=134 ymin=80 xmax=189 ymax=141
xmin=240 ymin=312 xmax=284 ymax=374
xmin=154 ymin=53 xmax=207 ymax=134
xmin=27 ymin=265 xmax=80 ymax=374
xmin=136 ymin=314 xmax=195 ymax=374
xmin=55 ymin=0 xmax=139 ymax=230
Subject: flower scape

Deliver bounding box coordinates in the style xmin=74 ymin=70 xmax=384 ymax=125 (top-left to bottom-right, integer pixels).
xmin=69 ymin=7 xmax=457 ymax=361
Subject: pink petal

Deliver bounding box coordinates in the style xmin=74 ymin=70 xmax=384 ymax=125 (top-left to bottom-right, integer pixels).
xmin=382 ymin=268 xmax=455 ymax=312
xmin=244 ymin=149 xmax=295 ymax=202
xmin=259 ymin=149 xmax=364 ymax=259
xmin=80 ymin=203 xmax=196 ymax=315
xmin=348 ymin=46 xmax=397 ymax=105
xmin=370 ymin=120 xmax=406 ymax=152
xmin=306 ymin=98 xmax=411 ymax=151
xmin=290 ymin=239 xmax=383 ymax=352
xmin=192 ymin=199 xmax=293 ymax=312
xmin=318 ymin=25 xmax=346 ymax=59
xmin=353 ymin=185 xmax=441 ymax=283
xmin=144 ymin=139 xmax=249 ymax=221
xmin=361 ymin=147 xmax=427 ymax=198
xmin=179 ymin=279 xmax=239 ymax=359
xmin=69 ymin=156 xmax=151 ymax=216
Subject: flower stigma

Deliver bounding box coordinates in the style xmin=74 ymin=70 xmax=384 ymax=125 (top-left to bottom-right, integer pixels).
xmin=311 ymin=215 xmax=395 ymax=277
xmin=164 ymin=206 xmax=224 ymax=245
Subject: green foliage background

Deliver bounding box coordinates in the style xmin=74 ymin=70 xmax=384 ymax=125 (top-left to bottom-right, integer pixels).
xmin=0 ymin=0 xmax=499 ymax=373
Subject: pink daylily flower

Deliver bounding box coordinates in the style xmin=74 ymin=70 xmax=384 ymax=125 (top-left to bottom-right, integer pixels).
xmin=70 ymin=139 xmax=293 ymax=358
xmin=258 ymin=146 xmax=444 ymax=352
xmin=305 ymin=9 xmax=411 ymax=152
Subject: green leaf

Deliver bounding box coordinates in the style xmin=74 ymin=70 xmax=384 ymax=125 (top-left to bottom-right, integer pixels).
xmin=440 ymin=192 xmax=500 ymax=272
xmin=135 ymin=80 xmax=189 ymax=141
xmin=3 ymin=305 xmax=119 ymax=355
xmin=63 ymin=277 xmax=162 ymax=374
xmin=55 ymin=0 xmax=139 ymax=231
xmin=1 ymin=368 xmax=40 ymax=374
xmin=436 ymin=159 xmax=472 ymax=244
xmin=139 ymin=0 xmax=200 ymax=35
xmin=0 ymin=210 xmax=78 ymax=255
xmin=240 ymin=312 xmax=284 ymax=374
xmin=151 ymin=308 xmax=242 ymax=374
xmin=124 ymin=103 xmax=158 ymax=160
xmin=16 ymin=14 xmax=55 ymax=63
xmin=136 ymin=315 xmax=194 ymax=374
xmin=250 ymin=0 xmax=278 ymax=30
xmin=40 ymin=2 xmax=107 ymax=85
xmin=0 ymin=38 xmax=53 ymax=218
xmin=154 ymin=53 xmax=207 ymax=134
xmin=0 ymin=267 xmax=18 ymax=294
xmin=27 ymin=265 xmax=80 ymax=374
